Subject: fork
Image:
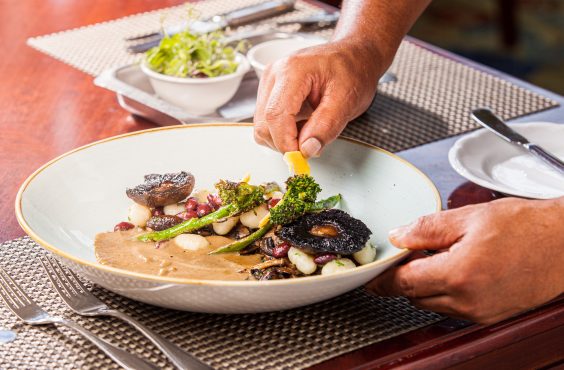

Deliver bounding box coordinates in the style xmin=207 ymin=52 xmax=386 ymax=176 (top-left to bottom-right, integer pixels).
xmin=40 ymin=256 xmax=212 ymax=370
xmin=0 ymin=267 xmax=158 ymax=370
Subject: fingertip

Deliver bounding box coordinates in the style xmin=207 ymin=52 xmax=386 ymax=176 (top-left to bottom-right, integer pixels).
xmin=300 ymin=137 xmax=322 ymax=158
xmin=388 ymin=226 xmax=409 ymax=248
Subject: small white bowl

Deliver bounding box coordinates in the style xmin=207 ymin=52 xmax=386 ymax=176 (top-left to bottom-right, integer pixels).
xmin=247 ymin=37 xmax=326 ymax=79
xmin=141 ymin=53 xmax=250 ymax=115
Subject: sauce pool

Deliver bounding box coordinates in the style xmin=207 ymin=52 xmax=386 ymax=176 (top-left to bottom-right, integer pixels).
xmin=94 ymin=230 xmax=261 ymax=280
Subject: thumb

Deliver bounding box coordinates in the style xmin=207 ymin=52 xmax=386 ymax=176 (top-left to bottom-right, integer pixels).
xmin=297 ymin=93 xmax=349 ymax=158
xmin=389 ymin=209 xmax=468 ymax=250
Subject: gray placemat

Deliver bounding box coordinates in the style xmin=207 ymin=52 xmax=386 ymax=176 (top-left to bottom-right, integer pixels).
xmin=26 ymin=0 xmax=558 ymax=152
xmin=0 ymin=237 xmax=443 ymax=369
xmin=342 ymin=41 xmax=558 ymax=152
xmin=26 ymin=0 xmax=325 ymax=76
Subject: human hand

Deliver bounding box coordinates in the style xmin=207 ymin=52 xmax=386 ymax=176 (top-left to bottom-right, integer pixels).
xmin=367 ymin=197 xmax=564 ymax=324
xmin=253 ymin=39 xmax=384 ymax=158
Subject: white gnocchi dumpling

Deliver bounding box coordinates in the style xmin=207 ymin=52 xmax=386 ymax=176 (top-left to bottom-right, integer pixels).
xmin=128 ymin=203 xmax=152 ymax=227
xmin=240 ymin=204 xmax=269 ymax=229
xmin=191 ymin=188 xmax=211 ymax=203
xmin=174 ymin=234 xmax=210 ymax=251
xmin=288 ymin=247 xmax=317 ymax=275
xmin=321 ymin=258 xmax=356 ymax=275
xmin=163 ymin=203 xmax=185 ymax=216
xmin=268 ymin=191 xmax=284 ymax=200
xmin=353 ymin=242 xmax=377 ymax=265
xmin=212 ymin=216 xmax=240 ymax=235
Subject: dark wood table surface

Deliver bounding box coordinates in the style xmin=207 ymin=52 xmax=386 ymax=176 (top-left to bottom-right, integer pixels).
xmin=0 ymin=1 xmax=562 ymax=369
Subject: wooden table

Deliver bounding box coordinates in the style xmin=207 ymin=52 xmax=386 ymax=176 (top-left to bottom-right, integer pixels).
xmin=0 ymin=1 xmax=562 ymax=369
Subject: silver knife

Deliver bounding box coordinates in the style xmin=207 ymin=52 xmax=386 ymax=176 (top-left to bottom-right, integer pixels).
xmin=126 ymin=0 xmax=295 ymax=53
xmin=471 ymin=108 xmax=564 ymax=175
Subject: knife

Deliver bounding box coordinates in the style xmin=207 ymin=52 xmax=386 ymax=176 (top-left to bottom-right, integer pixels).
xmin=471 ymin=108 xmax=564 ymax=175
xmin=126 ymin=0 xmax=295 ymax=53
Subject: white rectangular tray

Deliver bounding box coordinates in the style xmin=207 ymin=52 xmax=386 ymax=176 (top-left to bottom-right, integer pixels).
xmin=94 ymin=31 xmax=397 ymax=126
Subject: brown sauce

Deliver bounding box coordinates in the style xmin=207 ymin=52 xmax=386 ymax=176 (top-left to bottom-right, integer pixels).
xmin=94 ymin=230 xmax=261 ymax=280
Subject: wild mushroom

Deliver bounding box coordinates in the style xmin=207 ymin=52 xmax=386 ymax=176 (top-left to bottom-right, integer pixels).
xmin=277 ymin=209 xmax=372 ymax=255
xmin=126 ymin=171 xmax=195 ymax=207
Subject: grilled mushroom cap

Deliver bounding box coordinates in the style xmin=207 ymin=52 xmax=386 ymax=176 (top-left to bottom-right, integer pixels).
xmin=277 ymin=209 xmax=371 ymax=255
xmin=126 ymin=171 xmax=195 ymax=207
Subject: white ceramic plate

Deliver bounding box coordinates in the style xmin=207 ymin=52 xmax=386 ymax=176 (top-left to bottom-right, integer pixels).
xmin=246 ymin=36 xmax=326 ymax=79
xmin=16 ymin=124 xmax=440 ymax=313
xmin=449 ymin=122 xmax=564 ymax=199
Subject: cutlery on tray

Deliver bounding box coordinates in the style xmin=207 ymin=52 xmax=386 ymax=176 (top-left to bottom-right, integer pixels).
xmin=126 ymin=0 xmax=296 ymax=53
xmin=40 ymin=256 xmax=213 ymax=370
xmin=0 ymin=267 xmax=158 ymax=370
xmin=275 ymin=10 xmax=339 ymax=31
xmin=471 ymin=108 xmax=564 ymax=175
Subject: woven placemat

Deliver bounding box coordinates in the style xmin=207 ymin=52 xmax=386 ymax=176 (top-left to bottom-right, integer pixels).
xmin=27 ymin=0 xmax=325 ymax=76
xmin=27 ymin=0 xmax=558 ymax=152
xmin=343 ymin=41 xmax=559 ymax=151
xmin=0 ymin=237 xmax=442 ymax=369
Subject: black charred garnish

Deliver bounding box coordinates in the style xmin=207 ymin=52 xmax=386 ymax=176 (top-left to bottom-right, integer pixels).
xmin=146 ymin=215 xmax=183 ymax=231
xmin=126 ymin=172 xmax=195 ymax=207
xmin=277 ymin=209 xmax=371 ymax=255
xmin=259 ymin=237 xmax=276 ymax=257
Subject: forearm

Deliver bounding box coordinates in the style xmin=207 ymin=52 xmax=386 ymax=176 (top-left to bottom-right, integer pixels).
xmin=333 ymin=0 xmax=431 ymax=70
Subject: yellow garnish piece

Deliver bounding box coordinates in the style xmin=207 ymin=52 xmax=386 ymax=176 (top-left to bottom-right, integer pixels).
xmin=258 ymin=214 xmax=270 ymax=228
xmin=241 ymin=173 xmax=251 ymax=183
xmin=283 ymin=151 xmax=310 ymax=175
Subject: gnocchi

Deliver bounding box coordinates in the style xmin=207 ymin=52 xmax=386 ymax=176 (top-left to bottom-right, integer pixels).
xmin=164 ymin=203 xmax=185 ymax=216
xmin=321 ymin=258 xmax=356 ymax=275
xmin=353 ymin=242 xmax=377 ymax=265
xmin=128 ymin=203 xmax=152 ymax=227
xmin=288 ymin=247 xmax=317 ymax=275
xmin=174 ymin=234 xmax=210 ymax=251
xmin=240 ymin=204 xmax=269 ymax=229
xmin=212 ymin=216 xmax=240 ymax=235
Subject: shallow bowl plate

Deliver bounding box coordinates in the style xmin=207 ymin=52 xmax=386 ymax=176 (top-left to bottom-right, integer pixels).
xmin=449 ymin=122 xmax=564 ymax=199
xmin=16 ymin=124 xmax=440 ymax=313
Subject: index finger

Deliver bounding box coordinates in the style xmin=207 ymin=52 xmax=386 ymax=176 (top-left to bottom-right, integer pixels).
xmin=366 ymin=250 xmax=452 ymax=298
xmin=253 ymin=69 xmax=277 ymax=149
xmin=262 ymin=73 xmax=312 ymax=153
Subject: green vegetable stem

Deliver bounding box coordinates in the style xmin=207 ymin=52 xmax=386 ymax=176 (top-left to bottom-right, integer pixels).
xmin=210 ymin=222 xmax=273 ymax=254
xmin=138 ymin=204 xmax=236 ymax=242
xmin=138 ymin=179 xmax=265 ymax=242
xmin=309 ymin=194 xmax=342 ymax=212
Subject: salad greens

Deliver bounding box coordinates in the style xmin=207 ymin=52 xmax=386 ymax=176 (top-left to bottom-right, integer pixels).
xmin=145 ymin=28 xmax=244 ymax=78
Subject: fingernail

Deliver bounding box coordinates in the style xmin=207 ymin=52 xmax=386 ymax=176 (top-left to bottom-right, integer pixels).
xmin=388 ymin=226 xmax=408 ymax=248
xmin=300 ymin=137 xmax=322 ymax=158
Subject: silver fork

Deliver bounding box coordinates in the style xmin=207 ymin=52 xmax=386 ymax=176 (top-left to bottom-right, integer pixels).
xmin=40 ymin=256 xmax=212 ymax=370
xmin=0 ymin=267 xmax=158 ymax=370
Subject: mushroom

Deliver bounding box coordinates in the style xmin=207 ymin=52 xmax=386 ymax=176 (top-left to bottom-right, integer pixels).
xmin=277 ymin=209 xmax=372 ymax=255
xmin=126 ymin=171 xmax=195 ymax=207
xmin=146 ymin=215 xmax=183 ymax=231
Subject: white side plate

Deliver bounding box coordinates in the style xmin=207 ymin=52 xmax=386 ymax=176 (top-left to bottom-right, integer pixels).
xmin=449 ymin=122 xmax=564 ymax=199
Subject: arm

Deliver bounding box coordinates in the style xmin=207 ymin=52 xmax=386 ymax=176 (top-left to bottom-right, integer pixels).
xmin=333 ymin=0 xmax=432 ymax=67
xmin=253 ymin=0 xmax=431 ymax=157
